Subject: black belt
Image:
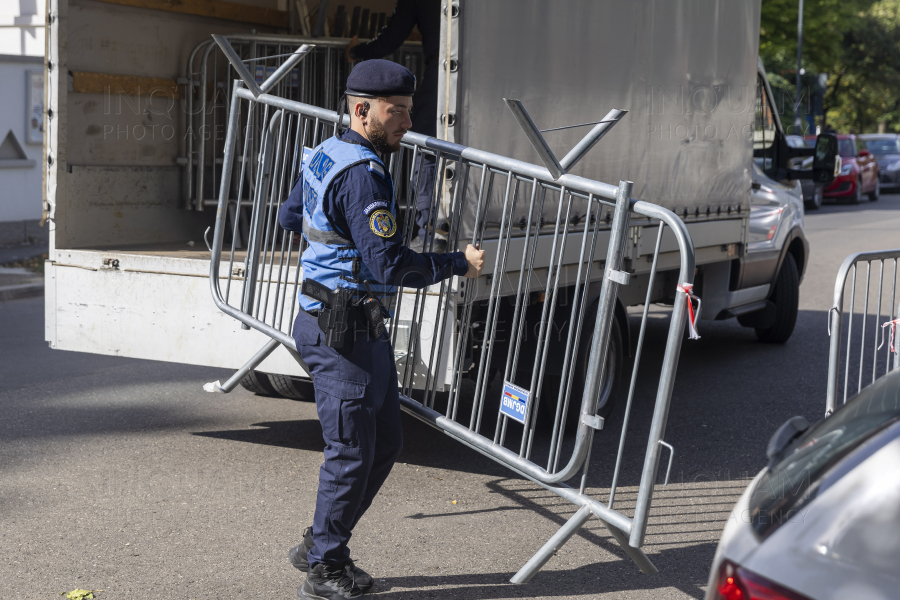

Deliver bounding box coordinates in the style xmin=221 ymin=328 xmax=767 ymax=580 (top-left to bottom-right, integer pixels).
xmin=302 ymin=306 xmax=367 ymax=328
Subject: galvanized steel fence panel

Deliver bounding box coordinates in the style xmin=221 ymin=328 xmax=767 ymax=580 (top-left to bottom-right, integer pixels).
xmin=183 ymin=34 xmax=423 ymax=213
xmin=206 ymin=42 xmax=697 ymax=580
xmin=826 ymin=249 xmax=900 ymax=416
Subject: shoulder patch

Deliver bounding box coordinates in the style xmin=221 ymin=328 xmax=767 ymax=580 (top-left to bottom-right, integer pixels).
xmin=368 ymin=209 xmax=397 ymax=238
xmin=367 ymin=161 xmax=386 ymax=178
xmin=363 ymin=199 xmax=389 ymax=217
xmin=309 ymin=149 xmax=335 ymax=182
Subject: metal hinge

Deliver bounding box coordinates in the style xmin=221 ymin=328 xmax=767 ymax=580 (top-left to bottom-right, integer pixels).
xmin=606 ymin=269 xmax=630 ymax=285
xmin=580 ymin=413 xmax=604 ymax=430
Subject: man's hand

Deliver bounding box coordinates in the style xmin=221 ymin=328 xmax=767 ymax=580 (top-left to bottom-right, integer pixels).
xmin=464 ymin=244 xmax=485 ymax=278
xmin=345 ymin=36 xmax=359 ymax=64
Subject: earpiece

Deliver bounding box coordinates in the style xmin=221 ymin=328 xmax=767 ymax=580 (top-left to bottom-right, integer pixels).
xmin=360 ymin=101 xmax=370 ymax=118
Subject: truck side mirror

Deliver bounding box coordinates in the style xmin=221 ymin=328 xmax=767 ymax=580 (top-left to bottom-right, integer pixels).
xmin=813 ymin=133 xmax=839 ymax=184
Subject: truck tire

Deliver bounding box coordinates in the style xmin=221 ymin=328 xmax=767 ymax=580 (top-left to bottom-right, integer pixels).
xmin=239 ymin=370 xmax=278 ymax=396
xmin=536 ymin=301 xmax=623 ymax=433
xmin=754 ymin=254 xmax=799 ymax=344
xmin=566 ymin=300 xmax=623 ymax=424
xmin=268 ymin=374 xmax=316 ymax=401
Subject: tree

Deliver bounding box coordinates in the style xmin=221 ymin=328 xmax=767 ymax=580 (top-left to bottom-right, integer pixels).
xmin=760 ymin=0 xmax=900 ymax=133
xmin=826 ymin=0 xmax=900 ymax=131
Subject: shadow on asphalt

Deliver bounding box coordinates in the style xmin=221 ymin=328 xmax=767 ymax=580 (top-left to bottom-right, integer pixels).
xmin=368 ymin=545 xmax=716 ymax=599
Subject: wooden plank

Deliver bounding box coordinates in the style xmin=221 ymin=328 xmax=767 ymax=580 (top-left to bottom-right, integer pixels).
xmin=72 ymin=71 xmax=180 ymax=98
xmin=92 ymin=0 xmax=287 ymax=28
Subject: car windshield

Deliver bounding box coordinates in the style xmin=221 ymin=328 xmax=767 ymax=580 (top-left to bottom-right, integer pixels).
xmin=865 ymin=139 xmax=900 ymax=155
xmin=747 ymin=371 xmax=900 ymax=539
xmin=838 ymin=139 xmax=857 ymax=158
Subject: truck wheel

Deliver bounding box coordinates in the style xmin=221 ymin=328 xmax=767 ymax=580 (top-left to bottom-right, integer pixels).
xmin=754 ymin=254 xmax=799 ymax=344
xmin=239 ymin=370 xmax=278 ymax=396
xmin=869 ymin=177 xmax=881 ymax=201
xmin=269 ymin=374 xmax=316 ymax=401
xmin=571 ymin=301 xmax=623 ymax=422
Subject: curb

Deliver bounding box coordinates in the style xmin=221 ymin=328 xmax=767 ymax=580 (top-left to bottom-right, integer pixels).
xmin=0 ymin=283 xmax=44 ymax=302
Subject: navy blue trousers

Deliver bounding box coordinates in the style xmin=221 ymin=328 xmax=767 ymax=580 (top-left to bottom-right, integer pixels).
xmin=292 ymin=310 xmax=403 ymax=567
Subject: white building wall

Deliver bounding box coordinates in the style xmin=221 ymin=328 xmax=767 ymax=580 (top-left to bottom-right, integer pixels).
xmin=0 ymin=0 xmax=47 ymax=244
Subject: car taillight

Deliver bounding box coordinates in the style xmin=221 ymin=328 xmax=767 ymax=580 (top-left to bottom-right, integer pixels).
xmin=714 ymin=561 xmax=812 ymax=600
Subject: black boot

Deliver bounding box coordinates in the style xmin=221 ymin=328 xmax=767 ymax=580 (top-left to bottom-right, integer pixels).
xmin=297 ymin=562 xmax=362 ymax=599
xmin=288 ymin=527 xmax=315 ymax=571
xmin=289 ymin=528 xmax=374 ymax=593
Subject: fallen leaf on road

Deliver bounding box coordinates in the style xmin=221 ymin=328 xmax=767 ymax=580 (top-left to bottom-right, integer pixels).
xmin=62 ymin=589 xmax=100 ymax=600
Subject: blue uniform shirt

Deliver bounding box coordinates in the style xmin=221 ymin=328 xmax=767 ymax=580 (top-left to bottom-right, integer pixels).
xmin=279 ymin=129 xmax=468 ymax=289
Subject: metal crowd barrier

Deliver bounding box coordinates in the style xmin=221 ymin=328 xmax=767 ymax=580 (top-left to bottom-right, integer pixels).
xmin=204 ymin=37 xmax=698 ymax=581
xmin=826 ymin=249 xmax=900 ymax=416
xmin=182 ymin=33 xmax=424 ymax=214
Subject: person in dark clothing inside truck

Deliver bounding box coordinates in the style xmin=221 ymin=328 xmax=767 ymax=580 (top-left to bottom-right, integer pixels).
xmin=346 ymin=0 xmax=443 ymax=252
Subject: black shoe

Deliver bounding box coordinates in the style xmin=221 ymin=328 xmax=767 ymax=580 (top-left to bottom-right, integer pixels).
xmin=342 ymin=559 xmax=374 ymax=593
xmin=298 ymin=563 xmax=363 ymax=599
xmin=288 ymin=527 xmax=315 ymax=572
xmin=289 ymin=528 xmax=374 ymax=593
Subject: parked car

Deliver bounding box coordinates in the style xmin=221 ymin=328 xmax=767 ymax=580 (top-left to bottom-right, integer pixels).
xmin=859 ymin=133 xmax=900 ymax=192
xmin=806 ymin=134 xmax=880 ymax=203
xmin=786 ymin=136 xmax=822 ymax=209
xmin=705 ymin=369 xmax=900 ymax=600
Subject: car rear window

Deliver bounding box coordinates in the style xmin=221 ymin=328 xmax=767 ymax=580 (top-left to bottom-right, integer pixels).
xmin=866 ymin=139 xmax=900 ymax=155
xmin=747 ymin=371 xmax=900 ymax=539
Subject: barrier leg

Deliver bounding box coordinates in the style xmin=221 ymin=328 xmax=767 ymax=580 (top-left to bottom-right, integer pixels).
xmin=511 ymin=505 xmax=593 ymax=583
xmin=203 ymin=338 xmax=281 ymax=393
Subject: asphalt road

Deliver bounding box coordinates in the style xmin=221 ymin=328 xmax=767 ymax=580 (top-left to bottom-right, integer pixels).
xmin=2 ymin=194 xmax=900 ymax=599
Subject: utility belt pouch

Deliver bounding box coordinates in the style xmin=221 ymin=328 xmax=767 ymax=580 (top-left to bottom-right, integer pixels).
xmin=359 ymin=279 xmax=386 ymax=339
xmin=302 ymin=279 xmax=350 ymax=349
xmin=360 ymin=296 xmax=385 ymax=339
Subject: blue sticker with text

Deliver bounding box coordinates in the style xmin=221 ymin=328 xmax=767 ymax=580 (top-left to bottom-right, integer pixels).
xmin=309 ymin=149 xmax=335 ymax=182
xmin=499 ymin=381 xmax=530 ymax=424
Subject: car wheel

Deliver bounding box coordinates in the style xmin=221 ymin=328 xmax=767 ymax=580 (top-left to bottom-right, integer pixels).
xmin=850 ymin=178 xmax=862 ymax=204
xmin=805 ymin=186 xmax=822 ymax=210
xmin=869 ymin=177 xmax=881 ymax=201
xmin=755 ymin=254 xmax=799 ymax=344
xmin=239 ymin=370 xmax=278 ymax=396
xmin=269 ymin=373 xmax=316 ymax=401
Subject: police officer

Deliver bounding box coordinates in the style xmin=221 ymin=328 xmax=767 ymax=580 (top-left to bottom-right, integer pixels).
xmin=346 ymin=0 xmax=442 ymax=252
xmin=278 ymin=59 xmax=485 ymax=599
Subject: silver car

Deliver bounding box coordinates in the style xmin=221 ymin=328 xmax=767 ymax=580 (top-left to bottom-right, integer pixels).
xmin=859 ymin=133 xmax=900 ymax=191
xmin=705 ymin=369 xmax=900 ymax=600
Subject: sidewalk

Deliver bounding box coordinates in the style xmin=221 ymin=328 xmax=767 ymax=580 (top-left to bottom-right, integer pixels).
xmin=0 ymin=242 xmax=47 ymax=301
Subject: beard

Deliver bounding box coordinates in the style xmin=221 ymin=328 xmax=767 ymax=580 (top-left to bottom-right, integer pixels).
xmin=367 ymin=115 xmax=403 ymax=154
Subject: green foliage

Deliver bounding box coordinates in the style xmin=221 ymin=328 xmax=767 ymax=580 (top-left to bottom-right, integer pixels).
xmin=761 ymin=0 xmax=900 ymax=133
xmin=760 ymin=0 xmax=874 ymax=74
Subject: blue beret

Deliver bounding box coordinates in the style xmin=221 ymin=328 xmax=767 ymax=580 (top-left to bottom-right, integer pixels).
xmin=346 ymin=59 xmax=416 ymax=97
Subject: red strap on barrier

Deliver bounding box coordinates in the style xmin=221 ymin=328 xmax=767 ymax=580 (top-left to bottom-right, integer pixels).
xmin=677 ymin=283 xmax=701 ymax=340
xmin=879 ymin=318 xmax=900 ymax=353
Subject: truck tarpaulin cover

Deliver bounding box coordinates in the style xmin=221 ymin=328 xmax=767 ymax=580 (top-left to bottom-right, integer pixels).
xmin=454 ymin=0 xmax=760 ymax=237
